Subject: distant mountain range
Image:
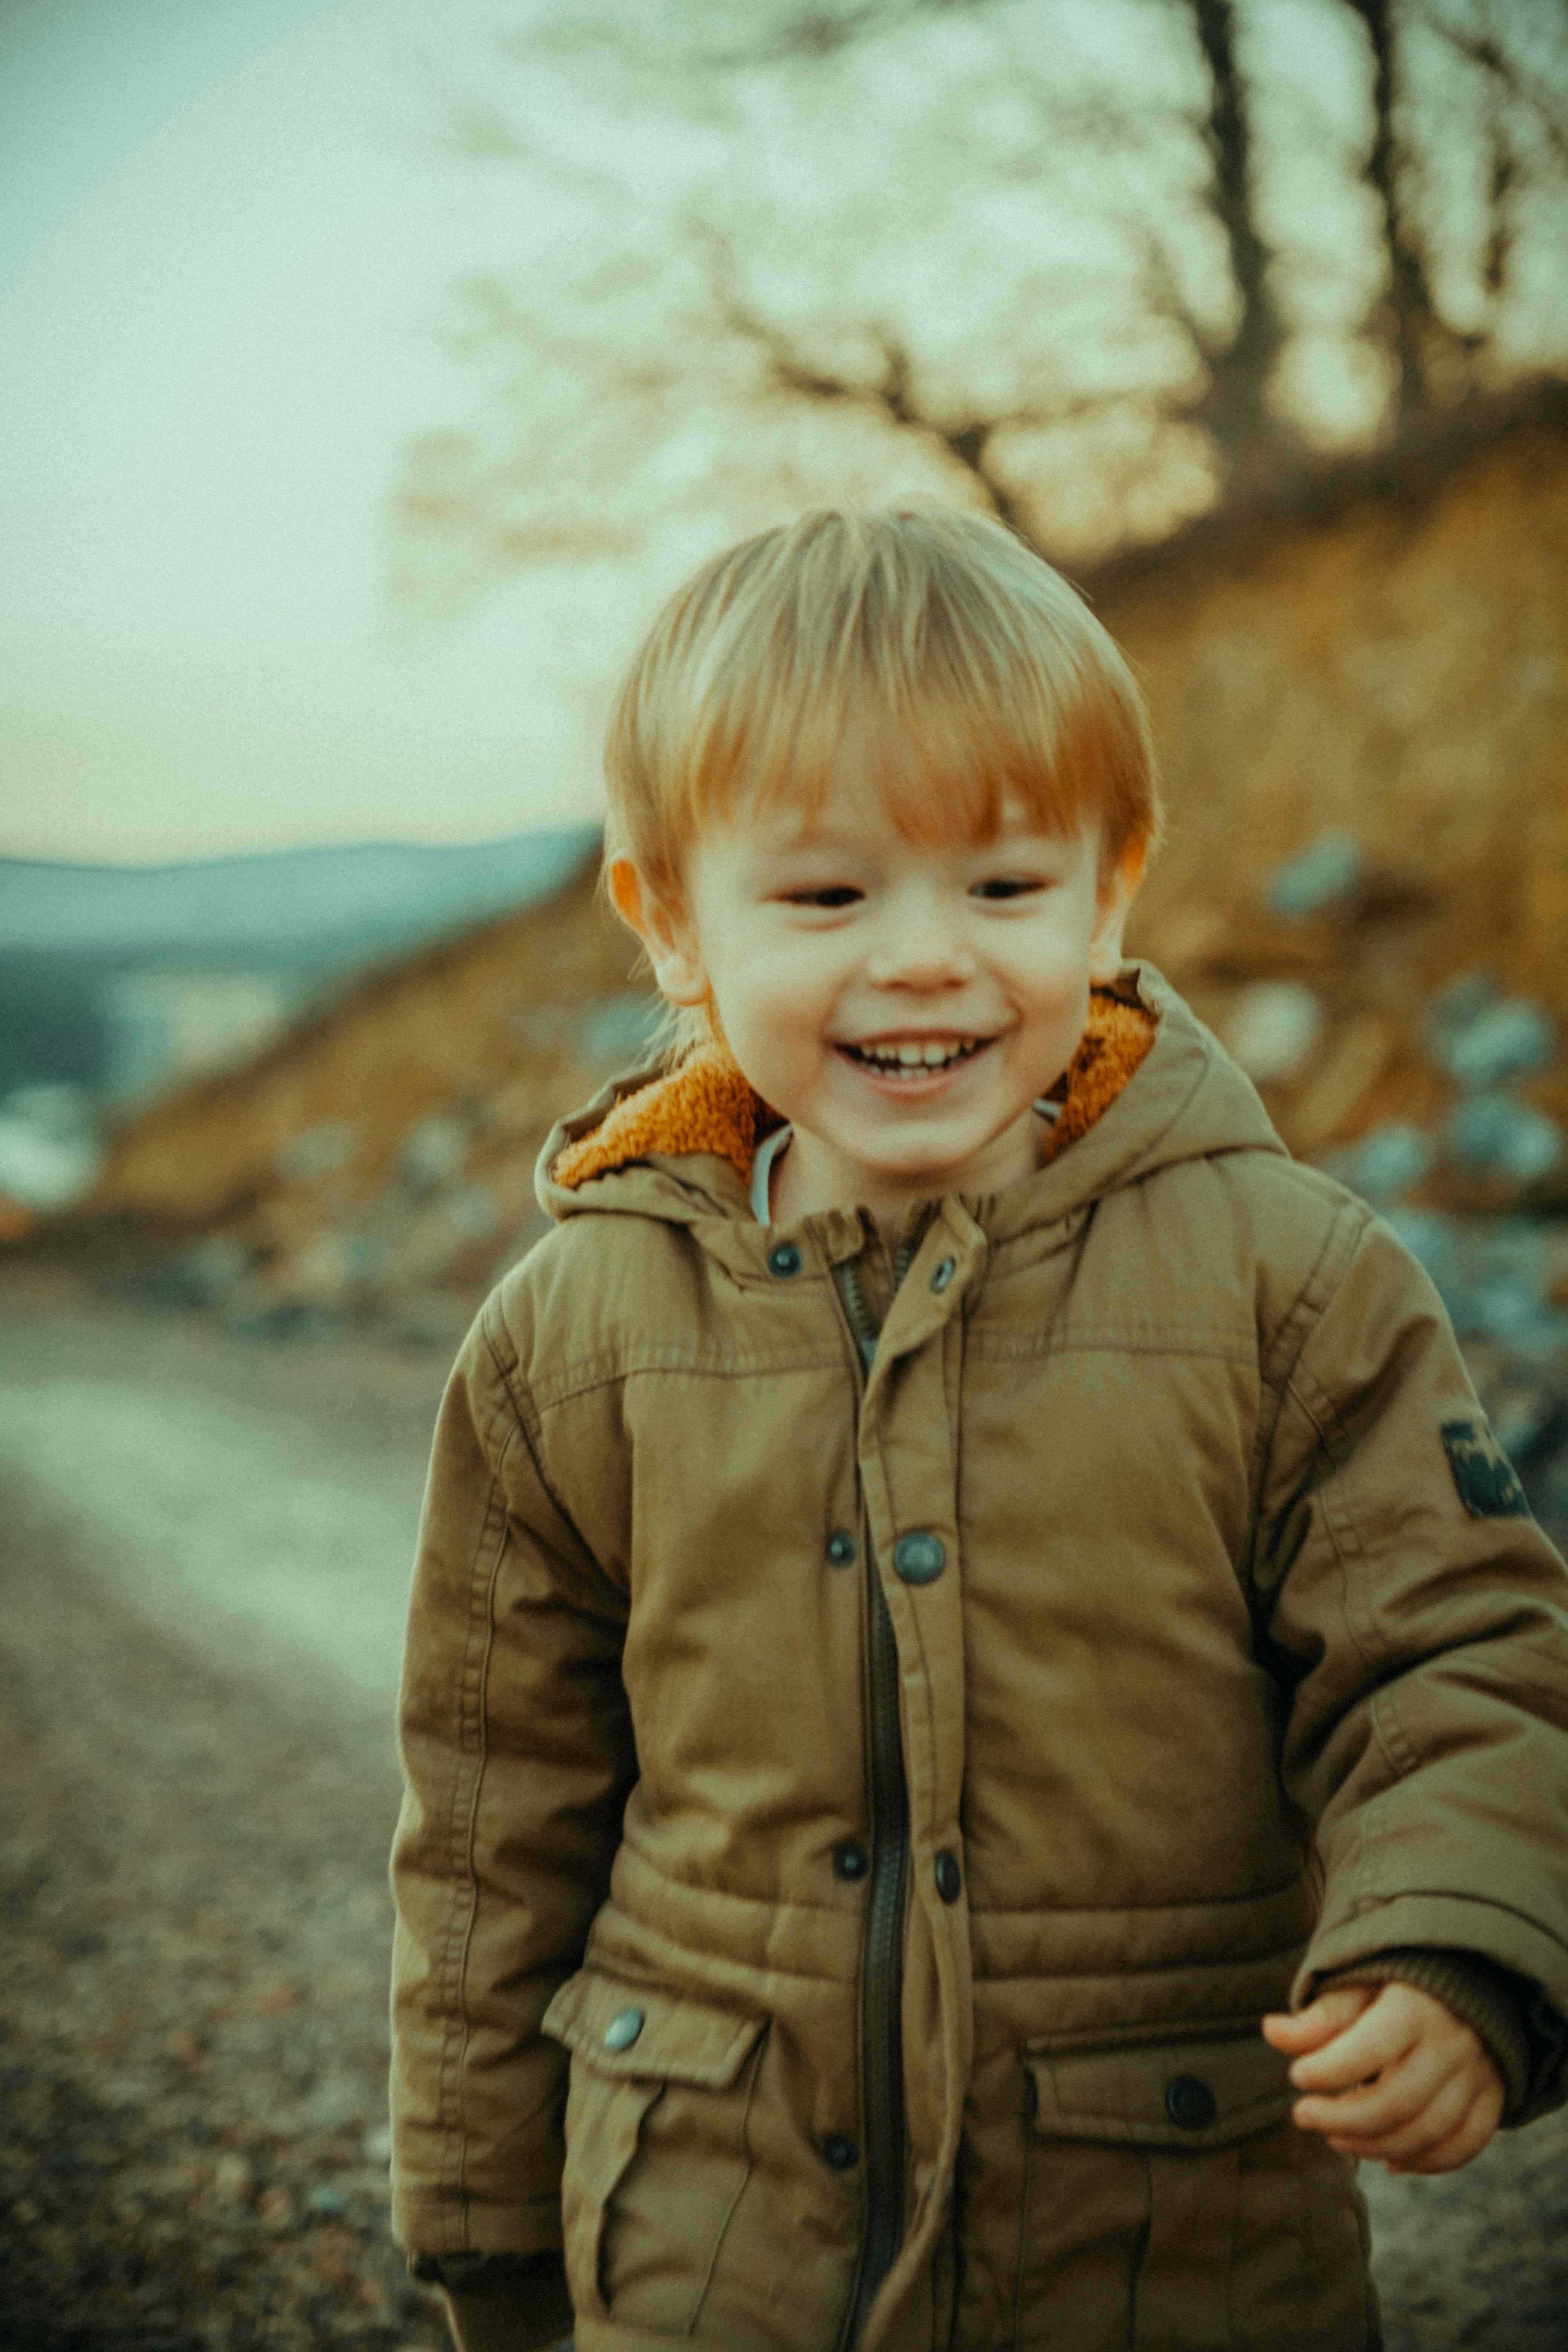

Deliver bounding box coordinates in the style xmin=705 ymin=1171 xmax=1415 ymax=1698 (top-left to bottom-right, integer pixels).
xmin=0 ymin=827 xmax=601 ymax=969
xmin=0 ymin=827 xmax=603 ymax=1101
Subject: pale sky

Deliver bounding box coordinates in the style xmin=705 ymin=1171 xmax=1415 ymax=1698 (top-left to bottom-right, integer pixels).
xmin=0 ymin=0 xmax=619 ymax=861
xmin=3 ymin=0 xmax=1531 ymax=867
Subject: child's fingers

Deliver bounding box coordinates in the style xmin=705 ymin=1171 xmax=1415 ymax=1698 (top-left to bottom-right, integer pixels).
xmin=1379 ymin=2086 xmax=1505 ymax=2176
xmin=1303 ymin=2061 xmax=1472 ymax=2157
xmin=1260 ymin=1986 xmax=1375 ymax=2056
xmin=1283 ymin=1989 xmax=1422 ymax=2092
xmin=1291 ymin=2043 xmax=1450 ymax=2144
xmin=1327 ymin=2077 xmax=1504 ymax=2175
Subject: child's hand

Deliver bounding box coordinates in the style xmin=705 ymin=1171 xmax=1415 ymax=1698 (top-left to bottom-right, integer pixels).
xmin=1261 ymin=1982 xmax=1504 ymax=2174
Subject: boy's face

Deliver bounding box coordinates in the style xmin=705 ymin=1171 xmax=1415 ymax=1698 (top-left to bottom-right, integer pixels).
xmin=613 ymin=742 xmax=1141 ymax=1225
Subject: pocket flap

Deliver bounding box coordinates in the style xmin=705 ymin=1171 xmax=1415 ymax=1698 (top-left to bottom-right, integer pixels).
xmin=1025 ymin=2030 xmax=1294 ymax=2151
xmin=543 ymin=1969 xmax=767 ymax=2089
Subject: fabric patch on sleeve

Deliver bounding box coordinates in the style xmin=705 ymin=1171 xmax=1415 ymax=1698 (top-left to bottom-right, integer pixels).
xmin=1440 ymin=1418 xmax=1532 ymax=1519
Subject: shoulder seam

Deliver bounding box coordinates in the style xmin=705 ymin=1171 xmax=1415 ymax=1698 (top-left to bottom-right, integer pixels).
xmin=478 ymin=1292 xmax=547 ymax=1464
xmin=1260 ymin=1194 xmax=1372 ymax=1407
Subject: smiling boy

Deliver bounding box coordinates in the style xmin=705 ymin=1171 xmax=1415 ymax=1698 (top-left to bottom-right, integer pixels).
xmin=609 ymin=724 xmax=1138 ymax=1235
xmin=390 ymin=508 xmax=1568 ymax=2352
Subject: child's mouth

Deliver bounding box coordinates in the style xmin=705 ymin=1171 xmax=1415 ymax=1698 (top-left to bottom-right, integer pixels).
xmin=837 ymin=1034 xmax=990 ymax=1081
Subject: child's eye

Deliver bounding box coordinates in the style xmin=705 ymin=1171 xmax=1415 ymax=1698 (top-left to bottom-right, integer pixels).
xmin=784 ymin=886 xmax=863 ymax=908
xmin=970 ymin=876 xmax=1044 ymax=900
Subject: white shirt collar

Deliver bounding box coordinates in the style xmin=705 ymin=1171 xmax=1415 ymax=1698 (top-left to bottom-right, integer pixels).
xmin=750 ymin=1124 xmax=793 ymax=1223
xmin=749 ymin=1100 xmax=1062 ymax=1223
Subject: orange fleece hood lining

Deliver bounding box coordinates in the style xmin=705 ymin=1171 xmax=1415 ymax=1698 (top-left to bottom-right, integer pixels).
xmin=551 ymin=988 xmax=1157 ymax=1195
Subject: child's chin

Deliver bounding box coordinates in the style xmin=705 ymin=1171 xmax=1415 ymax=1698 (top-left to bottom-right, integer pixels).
xmin=846 ymin=1121 xmax=1005 ymax=1184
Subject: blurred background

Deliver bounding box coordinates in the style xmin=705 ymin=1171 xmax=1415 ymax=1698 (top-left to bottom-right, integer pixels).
xmin=2 ymin=3 xmax=1567 ymax=2347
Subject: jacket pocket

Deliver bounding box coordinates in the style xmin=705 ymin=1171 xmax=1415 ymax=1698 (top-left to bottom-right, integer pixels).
xmin=1025 ymin=2029 xmax=1295 ymax=2152
xmin=543 ymin=1968 xmax=769 ymax=2334
xmin=1015 ymin=2034 xmax=1376 ymax=2352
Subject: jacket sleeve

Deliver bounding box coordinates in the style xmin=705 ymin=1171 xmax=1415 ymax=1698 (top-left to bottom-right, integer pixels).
xmin=389 ymin=1292 xmax=635 ymax=2256
xmin=1253 ymin=1203 xmax=1568 ymax=2124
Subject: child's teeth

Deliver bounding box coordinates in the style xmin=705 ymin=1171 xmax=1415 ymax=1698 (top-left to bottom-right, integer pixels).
xmin=851 ymin=1035 xmax=987 ymax=1063
xmin=853 ymin=1037 xmax=974 ymax=1068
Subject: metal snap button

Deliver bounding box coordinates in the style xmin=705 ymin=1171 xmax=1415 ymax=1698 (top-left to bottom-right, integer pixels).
xmin=833 ymin=1841 xmax=870 ymax=1882
xmin=603 ymin=2005 xmax=645 ymax=2053
xmin=1164 ymin=2073 xmax=1217 ymax=2131
xmin=893 ymin=1531 xmax=945 ymax=1584
xmin=823 ymin=2134 xmax=860 ymax=2170
xmin=767 ymin=1242 xmax=802 ymax=1278
xmin=933 ymin=1848 xmax=962 ymax=1904
xmin=825 ymin=1530 xmax=858 ymax=1567
xmin=930 ymin=1257 xmax=956 ymax=1293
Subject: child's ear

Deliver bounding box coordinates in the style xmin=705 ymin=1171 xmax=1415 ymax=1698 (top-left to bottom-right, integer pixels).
xmin=607 ymin=857 xmax=710 ymax=1008
xmin=1087 ymin=841 xmax=1144 ymax=983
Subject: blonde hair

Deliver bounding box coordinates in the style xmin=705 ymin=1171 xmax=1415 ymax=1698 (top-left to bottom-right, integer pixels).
xmin=603 ymin=506 xmax=1161 ymax=1052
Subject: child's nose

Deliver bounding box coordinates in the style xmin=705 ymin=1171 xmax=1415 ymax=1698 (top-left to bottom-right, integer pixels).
xmin=864 ymin=894 xmax=977 ymax=989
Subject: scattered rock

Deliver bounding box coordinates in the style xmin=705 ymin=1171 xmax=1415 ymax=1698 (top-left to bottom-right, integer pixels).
xmin=1266 ymin=830 xmax=1367 ymax=920
xmin=1220 ymin=981 xmax=1326 ymax=1087
xmin=1323 ymin=1122 xmax=1435 ymax=1210
xmin=257 ymin=2183 xmax=297 ymax=2234
xmin=1386 ymin=1211 xmax=1568 ymax=1347
xmin=275 ymin=1119 xmax=358 ymax=1184
xmin=398 ymin=1113 xmax=468 ymax=1196
xmin=1429 ymin=977 xmax=1556 ymax=1092
xmin=212 ymin=2153 xmax=254 ymax=2207
xmin=153 ymin=1237 xmax=254 ymax=1309
xmin=1447 ymin=1093 xmax=1563 ymax=1187
xmin=441 ymin=1185 xmax=501 ymax=1242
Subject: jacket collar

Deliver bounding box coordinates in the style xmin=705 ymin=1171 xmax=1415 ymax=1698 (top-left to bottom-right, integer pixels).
xmin=549 ymin=982 xmax=1157 ymax=1196
xmin=536 ymin=962 xmax=1287 ymax=1259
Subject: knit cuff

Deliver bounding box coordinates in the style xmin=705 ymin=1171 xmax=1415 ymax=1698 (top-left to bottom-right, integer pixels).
xmin=409 ymin=2250 xmax=574 ymax=2352
xmin=1314 ymin=1947 xmax=1537 ymax=2122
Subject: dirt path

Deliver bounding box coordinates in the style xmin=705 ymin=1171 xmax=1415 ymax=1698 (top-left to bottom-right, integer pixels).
xmin=0 ymin=1470 xmax=449 ymax=2351
xmin=0 ymin=1286 xmax=447 ymax=1720
xmin=1 ymin=1281 xmax=1565 ymax=2349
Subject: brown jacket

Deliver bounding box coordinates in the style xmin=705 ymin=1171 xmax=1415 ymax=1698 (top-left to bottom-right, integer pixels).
xmin=389 ymin=964 xmax=1568 ymax=2352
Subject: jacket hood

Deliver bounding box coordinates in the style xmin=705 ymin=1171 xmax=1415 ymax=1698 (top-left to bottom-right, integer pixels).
xmin=534 ymin=961 xmax=1287 ymax=1259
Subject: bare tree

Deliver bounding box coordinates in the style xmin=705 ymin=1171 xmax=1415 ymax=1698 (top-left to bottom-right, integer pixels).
xmin=395 ymin=0 xmax=1568 ymax=602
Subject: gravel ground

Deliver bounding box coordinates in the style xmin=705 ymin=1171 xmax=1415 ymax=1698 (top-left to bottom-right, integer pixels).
xmin=1 ymin=1280 xmax=1566 ymax=2350
xmin=0 ymin=1466 xmax=451 ymax=2352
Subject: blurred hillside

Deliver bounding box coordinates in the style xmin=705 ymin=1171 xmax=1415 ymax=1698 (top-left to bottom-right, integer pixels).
xmin=21 ymin=410 xmax=1566 ymax=1368
xmin=1124 ymin=415 xmax=1568 ymax=1202
xmin=47 ymin=850 xmax=645 ymax=1343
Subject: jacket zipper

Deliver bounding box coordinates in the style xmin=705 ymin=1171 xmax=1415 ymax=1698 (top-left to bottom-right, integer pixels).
xmin=836 ymin=1242 xmax=913 ymax=2351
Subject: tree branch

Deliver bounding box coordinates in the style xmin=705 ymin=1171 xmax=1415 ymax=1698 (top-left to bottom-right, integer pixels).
xmin=1177 ymin=0 xmax=1293 ymax=493
xmin=694 ymin=224 xmax=1041 ymax=532
xmin=1352 ymin=0 xmax=1437 ymax=407
xmin=1483 ymin=124 xmax=1517 ymax=300
xmin=563 ymin=0 xmax=985 ymax=75
xmin=1424 ymin=5 xmax=1568 ymax=176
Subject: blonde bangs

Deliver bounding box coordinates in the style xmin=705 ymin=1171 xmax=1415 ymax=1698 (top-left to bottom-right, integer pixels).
xmin=604 ymin=507 xmax=1160 ymax=900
